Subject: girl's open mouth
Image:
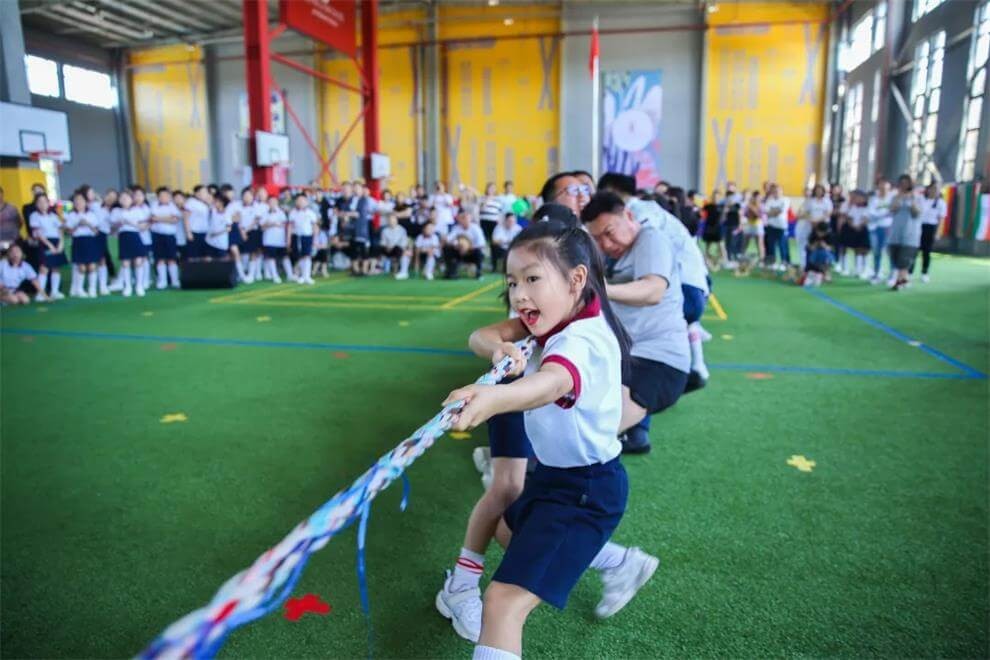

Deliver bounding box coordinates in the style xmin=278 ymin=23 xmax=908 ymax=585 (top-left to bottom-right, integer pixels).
xmin=519 ymin=309 xmax=541 ymax=326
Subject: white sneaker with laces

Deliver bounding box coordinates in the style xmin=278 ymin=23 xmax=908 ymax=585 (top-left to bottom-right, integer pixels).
xmin=50 ymin=290 xmax=65 ymax=300
xmin=472 ymin=446 xmax=491 ymax=474
xmin=594 ymin=547 xmax=659 ymax=619
xmin=395 ymin=272 xmax=409 ymax=280
xmin=435 ymin=571 xmax=482 ymax=643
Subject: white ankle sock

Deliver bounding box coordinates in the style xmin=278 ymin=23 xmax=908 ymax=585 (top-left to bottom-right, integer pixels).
xmin=156 ymin=262 xmax=167 ymax=287
xmin=168 ymin=262 xmax=180 ymax=286
xmin=590 ymin=541 xmax=627 ymax=571
xmin=450 ymin=547 xmax=485 ymax=592
xmin=282 ymin=257 xmax=294 ymax=280
xmin=87 ymin=271 xmax=98 ymax=296
xmin=50 ymin=271 xmax=61 ymax=294
xmin=473 ymin=646 xmax=520 ymax=660
xmin=98 ymin=265 xmax=108 ymax=290
xmin=399 ymin=254 xmax=410 ymax=275
xmin=688 ymin=322 xmax=709 ymax=380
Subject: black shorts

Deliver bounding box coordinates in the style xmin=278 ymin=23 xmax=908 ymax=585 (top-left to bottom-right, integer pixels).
xmin=347 ymin=242 xmax=369 ymax=260
xmin=381 ymin=246 xmax=404 ymax=259
xmin=17 ymin=279 xmax=38 ymax=295
xmin=622 ymin=356 xmax=689 ymax=415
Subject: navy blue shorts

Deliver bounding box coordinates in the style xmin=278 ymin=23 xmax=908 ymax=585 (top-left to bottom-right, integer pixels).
xmin=206 ymin=245 xmax=228 ymax=259
xmin=42 ymin=238 xmax=69 ymax=269
xmin=623 ymin=356 xmax=688 ymax=414
xmin=71 ymin=236 xmax=99 ymax=265
xmin=189 ymin=232 xmax=208 ymax=259
xmin=152 ymin=233 xmax=178 ymax=260
xmin=97 ymin=232 xmax=109 ymax=259
xmin=681 ymin=284 xmax=708 ymax=324
xmin=118 ymin=232 xmax=145 ymax=261
xmin=245 ymin=229 xmax=262 ymax=253
xmin=264 ymin=245 xmax=287 ymax=259
xmin=494 ymin=457 xmax=628 ymax=609
xmin=487 ymin=411 xmax=533 ymax=459
xmin=228 ymin=222 xmax=243 ymax=248
xmin=293 ymin=235 xmax=314 ymax=258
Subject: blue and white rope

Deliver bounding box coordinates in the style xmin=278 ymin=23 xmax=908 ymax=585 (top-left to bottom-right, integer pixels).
xmin=140 ymin=339 xmax=535 ymax=659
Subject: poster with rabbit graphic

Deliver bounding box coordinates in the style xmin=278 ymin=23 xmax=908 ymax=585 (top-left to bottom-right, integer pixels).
xmin=602 ymin=70 xmax=663 ymax=188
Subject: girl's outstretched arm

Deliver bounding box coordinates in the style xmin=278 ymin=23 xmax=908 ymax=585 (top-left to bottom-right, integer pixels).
xmin=444 ymin=363 xmax=573 ymax=431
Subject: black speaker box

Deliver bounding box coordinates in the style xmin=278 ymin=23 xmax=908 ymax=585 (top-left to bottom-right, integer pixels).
xmin=180 ymin=260 xmax=238 ymax=289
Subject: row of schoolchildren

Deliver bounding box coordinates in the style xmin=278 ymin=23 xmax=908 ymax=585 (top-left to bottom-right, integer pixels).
xmin=695 ymin=176 xmax=945 ymax=289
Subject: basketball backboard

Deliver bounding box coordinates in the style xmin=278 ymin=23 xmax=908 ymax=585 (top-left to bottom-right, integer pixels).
xmin=0 ymin=102 xmax=71 ymax=161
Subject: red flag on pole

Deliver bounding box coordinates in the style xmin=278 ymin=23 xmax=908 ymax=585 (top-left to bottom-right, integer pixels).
xmin=589 ymin=19 xmax=600 ymax=79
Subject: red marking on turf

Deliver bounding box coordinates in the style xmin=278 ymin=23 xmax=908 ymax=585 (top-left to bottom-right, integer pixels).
xmin=160 ymin=343 xmax=177 ymax=351
xmin=284 ymin=593 xmax=332 ymax=621
xmin=746 ymin=372 xmax=774 ymax=380
xmin=332 ymin=351 xmax=350 ymax=359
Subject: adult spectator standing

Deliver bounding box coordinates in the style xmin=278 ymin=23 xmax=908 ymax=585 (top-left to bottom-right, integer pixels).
xmin=867 ymin=178 xmax=895 ymax=284
xmin=430 ymin=182 xmax=456 ymax=234
xmin=489 ymin=212 xmax=521 ymax=272
xmin=442 ymin=210 xmax=485 ymax=279
xmin=0 ymin=187 xmax=22 ymax=250
xmin=763 ymin=183 xmax=790 ymax=270
xmin=20 ymin=182 xmax=46 ymax=271
xmin=912 ymin=182 xmax=946 ymax=283
xmin=581 ymin=192 xmax=690 ymax=454
xmin=478 ymin=182 xmax=504 ymax=242
xmin=498 ymin=180 xmax=517 ymax=218
xmin=887 ymin=174 xmax=923 ymax=291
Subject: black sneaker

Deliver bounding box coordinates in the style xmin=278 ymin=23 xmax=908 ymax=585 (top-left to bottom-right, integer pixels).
xmin=684 ymin=371 xmax=708 ymax=393
xmin=620 ymin=426 xmax=651 ymax=454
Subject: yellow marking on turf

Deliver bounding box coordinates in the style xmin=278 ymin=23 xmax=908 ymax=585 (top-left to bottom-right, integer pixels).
xmin=399 ymin=320 xmax=410 ymax=326
xmin=160 ymin=413 xmax=188 ymax=424
xmin=256 ymin=315 xmax=272 ymax=322
xmin=142 ymin=311 xmax=154 ymax=317
xmin=786 ymin=455 xmax=816 ymax=472
xmin=449 ymin=432 xmax=472 ymax=440
xmin=280 ymin=291 xmax=455 ymax=303
xmin=218 ymin=298 xmax=505 ymax=313
xmin=37 ymin=307 xmax=48 ymax=313
xmin=441 ymin=279 xmax=502 ymax=309
xmin=708 ymin=293 xmax=728 ymax=320
xmin=721 ymin=334 xmax=734 ymax=340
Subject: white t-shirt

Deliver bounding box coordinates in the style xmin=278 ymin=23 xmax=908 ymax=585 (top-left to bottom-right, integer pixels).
xmin=262 ymin=209 xmax=288 ymax=247
xmin=521 ymin=298 xmax=622 ymax=468
xmin=185 ymin=198 xmax=211 ymax=233
xmin=492 ymin=223 xmax=522 ymax=248
xmin=446 ymin=223 xmax=486 ymax=249
xmin=845 ymin=205 xmax=870 ymax=229
xmin=799 ymin=197 xmax=833 ymax=225
xmin=206 ymin=208 xmax=230 ymax=251
xmin=238 ymin=201 xmax=259 ymax=232
xmin=134 ymin=204 xmax=153 ymax=244
xmin=763 ymin=197 xmax=790 ymax=230
xmin=1 ymin=260 xmax=37 ymax=289
xmin=289 ymin=208 xmax=317 ymax=237
xmin=250 ymin=201 xmax=269 ymax=229
xmin=380 ymin=224 xmax=408 ymax=250
xmin=29 ymin=211 xmax=62 ymax=239
xmin=430 ymin=193 xmax=455 ymax=227
xmin=112 ymin=207 xmax=143 ymax=234
xmin=414 ymin=233 xmax=441 ymax=257
xmin=151 ymin=202 xmax=181 ymax=235
xmin=499 ymin=193 xmax=518 ymax=214
xmin=627 ymin=197 xmax=709 ymax=293
xmin=868 ymin=191 xmax=895 ymax=229
xmin=920 ymin=197 xmax=947 ymax=226
xmin=65 ymin=210 xmax=98 ymax=237
xmin=95 ymin=205 xmax=112 ymax=234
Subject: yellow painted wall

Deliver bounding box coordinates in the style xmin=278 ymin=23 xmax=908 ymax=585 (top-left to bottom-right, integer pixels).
xmin=0 ymin=167 xmax=46 ymax=236
xmin=439 ymin=4 xmax=560 ymax=191
xmin=704 ymin=1 xmax=829 ymax=195
xmin=129 ymin=45 xmax=209 ymax=190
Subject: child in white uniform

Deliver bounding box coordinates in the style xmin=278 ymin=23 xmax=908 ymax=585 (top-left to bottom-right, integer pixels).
xmin=414 ymin=221 xmax=441 ymax=280
xmin=261 ymin=196 xmax=293 ymax=283
xmin=288 ymin=193 xmax=318 ymax=285
xmin=797 ymin=184 xmax=833 ymax=270
xmin=132 ymin=187 xmax=154 ymax=294
xmin=65 ymin=190 xmax=99 ymax=297
xmin=29 ymin=193 xmax=67 ymax=300
xmin=150 ymin=187 xmax=182 ymax=289
xmin=110 ymin=190 xmax=148 ymax=297
xmin=206 ymin=197 xmax=231 ymax=259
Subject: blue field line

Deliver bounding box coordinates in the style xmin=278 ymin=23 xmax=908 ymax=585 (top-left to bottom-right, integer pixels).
xmin=806 ymin=288 xmax=988 ymax=379
xmin=3 ymin=327 xmax=986 ymax=381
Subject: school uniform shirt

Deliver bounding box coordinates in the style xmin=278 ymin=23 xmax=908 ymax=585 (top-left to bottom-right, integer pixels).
xmin=289 ymin=208 xmax=318 ymax=237
xmin=134 ymin=204 xmax=153 ymax=245
xmin=627 ymin=197 xmax=709 ymax=294
xmin=764 ymin=197 xmax=790 ymax=229
xmin=65 ymin=210 xmax=98 ymax=237
xmin=380 ymin=224 xmax=408 ymax=250
xmin=1 ymin=259 xmax=37 ymax=289
xmin=414 ymin=233 xmax=441 ymax=257
xmin=151 ymin=202 xmax=181 ymax=235
xmin=446 ymin=223 xmax=486 ymax=249
xmin=430 ymin=193 xmax=456 ymax=227
xmin=95 ymin=205 xmax=112 ymax=234
xmin=609 ymin=224 xmax=690 ymax=373
xmin=920 ymin=197 xmax=947 ymax=226
xmin=800 ymin=197 xmax=833 ymax=224
xmin=492 ymin=222 xmax=522 ymax=248
xmin=29 ymin=211 xmax=62 ymax=239
xmin=846 ymin=205 xmax=870 ymax=229
xmin=185 ymin=198 xmax=211 ymax=233
xmin=867 ymin=192 xmax=895 ymax=229
xmin=112 ymin=207 xmax=143 ymax=234
xmin=251 ymin=201 xmax=269 ymax=228
xmin=520 ymin=296 xmax=622 ymax=469
xmin=206 ymin=208 xmax=231 ymax=251
xmin=262 ymin=210 xmax=288 ymax=247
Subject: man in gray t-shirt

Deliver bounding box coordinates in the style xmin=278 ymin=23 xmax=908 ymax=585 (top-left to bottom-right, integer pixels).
xmin=582 ymin=191 xmax=690 ymax=454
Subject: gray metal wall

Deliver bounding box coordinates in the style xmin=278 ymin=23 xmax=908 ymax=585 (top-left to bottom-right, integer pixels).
xmin=560 ymin=3 xmax=703 ymax=190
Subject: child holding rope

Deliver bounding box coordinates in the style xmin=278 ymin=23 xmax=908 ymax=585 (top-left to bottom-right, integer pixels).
xmin=439 ymin=220 xmax=657 ymax=659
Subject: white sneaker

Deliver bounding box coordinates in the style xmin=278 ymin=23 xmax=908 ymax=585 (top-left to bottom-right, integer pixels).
xmin=395 ymin=272 xmax=409 ymax=280
xmin=156 ymin=281 xmax=167 ymax=290
xmin=50 ymin=290 xmax=65 ymax=300
xmin=243 ymin=275 xmax=255 ymax=284
xmin=921 ymin=274 xmax=930 ymax=283
xmin=435 ymin=571 xmax=482 ymax=643
xmin=171 ymin=282 xmax=181 ymax=289
xmin=304 ymin=278 xmax=315 ymax=285
xmin=272 ymin=276 xmax=282 ymax=284
xmin=136 ymin=286 xmax=146 ymax=297
xmin=697 ymin=325 xmax=712 ymax=342
xmin=99 ymin=286 xmax=110 ymax=296
xmin=108 ymin=280 xmax=123 ymax=292
xmin=425 ymin=272 xmax=434 ymax=281
xmin=472 ymin=446 xmax=491 ymax=474
xmin=594 ymin=547 xmax=659 ymax=619
xmin=122 ymin=288 xmax=132 ymax=297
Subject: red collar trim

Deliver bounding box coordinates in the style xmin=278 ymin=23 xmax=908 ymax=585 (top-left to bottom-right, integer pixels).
xmin=534 ymin=295 xmax=601 ymax=347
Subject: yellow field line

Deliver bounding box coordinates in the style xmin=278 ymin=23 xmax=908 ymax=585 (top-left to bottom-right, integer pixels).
xmin=219 ymin=298 xmax=504 ymax=313
xmin=278 ymin=291 xmax=456 ymax=302
xmin=708 ymin=293 xmax=728 ymax=320
xmin=440 ymin=279 xmax=503 ymax=309
xmin=210 ymin=275 xmax=349 ymax=304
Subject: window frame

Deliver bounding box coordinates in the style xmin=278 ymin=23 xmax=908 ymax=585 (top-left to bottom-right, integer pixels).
xmin=61 ymin=63 xmax=117 ymax=110
xmin=957 ymin=1 xmax=989 ymax=182
xmin=23 ymin=54 xmax=60 ymax=99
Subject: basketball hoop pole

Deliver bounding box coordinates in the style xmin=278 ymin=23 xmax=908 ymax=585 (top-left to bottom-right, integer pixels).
xmin=243 ymin=0 xmax=275 ymax=190
xmin=361 ymin=0 xmax=381 ymax=198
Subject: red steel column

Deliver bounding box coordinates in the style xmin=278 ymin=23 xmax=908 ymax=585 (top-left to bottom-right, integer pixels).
xmin=243 ymin=0 xmax=274 ymax=188
xmin=361 ymin=0 xmax=381 ymax=197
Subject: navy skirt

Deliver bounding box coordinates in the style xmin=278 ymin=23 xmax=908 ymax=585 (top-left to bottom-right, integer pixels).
xmin=228 ymin=222 xmax=244 ymax=248
xmin=152 ymin=233 xmax=178 ymax=260
xmin=97 ymin=232 xmax=109 ymax=259
xmin=42 ymin=238 xmax=69 ymax=268
xmin=245 ymin=229 xmax=262 ymax=253
xmin=118 ymin=232 xmax=145 ymax=260
xmin=293 ymin=235 xmax=314 ymax=258
xmin=71 ymin=235 xmax=99 ymax=265
xmin=189 ymin=232 xmax=208 ymax=259
xmin=264 ymin=245 xmax=287 ymax=259
xmin=494 ymin=457 xmax=628 ymax=609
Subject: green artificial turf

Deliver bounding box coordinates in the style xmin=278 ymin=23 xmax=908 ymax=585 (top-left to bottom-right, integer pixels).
xmin=1 ymin=253 xmax=987 ymax=658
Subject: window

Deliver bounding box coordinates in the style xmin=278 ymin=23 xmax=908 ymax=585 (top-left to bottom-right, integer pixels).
xmin=958 ymin=1 xmax=989 ymax=181
xmin=840 ymin=83 xmax=864 ymax=192
xmin=840 ymin=11 xmax=874 ymax=72
xmin=871 ymin=69 xmax=882 ymax=123
xmin=63 ymin=64 xmax=116 ymax=109
xmin=913 ymin=0 xmax=945 ymax=22
xmin=24 ymin=55 xmax=59 ymax=98
xmin=873 ymin=2 xmax=887 ymax=52
xmin=908 ymin=31 xmax=945 ymax=181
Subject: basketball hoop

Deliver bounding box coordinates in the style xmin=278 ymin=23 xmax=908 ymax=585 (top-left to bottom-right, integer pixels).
xmin=27 ymin=150 xmax=64 ymax=174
